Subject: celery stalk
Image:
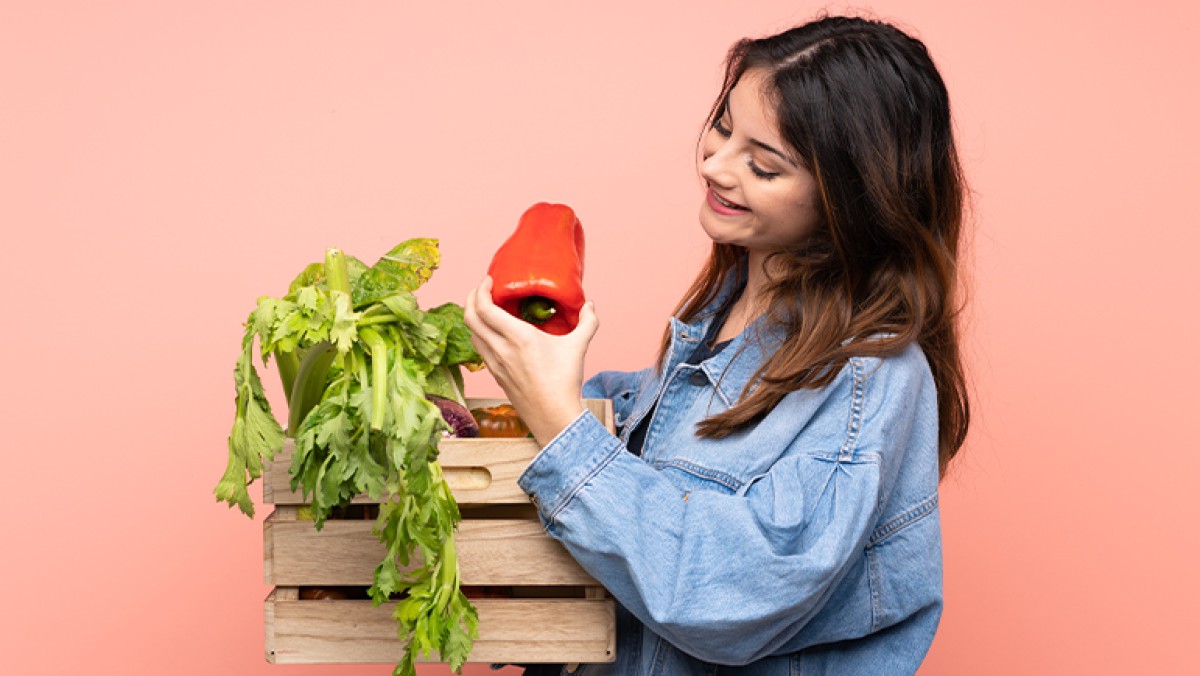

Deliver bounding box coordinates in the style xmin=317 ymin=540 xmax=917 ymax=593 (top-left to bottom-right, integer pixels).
xmin=275 ymin=348 xmax=301 ymax=406
xmin=325 ymin=247 xmax=351 ymax=294
xmin=287 ymin=342 xmax=336 ymax=436
xmin=358 ymin=327 xmax=390 ymax=431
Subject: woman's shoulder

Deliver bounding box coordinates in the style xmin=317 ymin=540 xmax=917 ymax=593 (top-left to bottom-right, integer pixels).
xmin=765 ymin=338 xmax=934 ymax=454
xmin=776 ymin=337 xmax=931 ymax=400
xmin=852 ymin=338 xmax=933 ymax=387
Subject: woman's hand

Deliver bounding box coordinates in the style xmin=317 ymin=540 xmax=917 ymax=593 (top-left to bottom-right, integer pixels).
xmin=463 ymin=276 xmax=600 ymax=447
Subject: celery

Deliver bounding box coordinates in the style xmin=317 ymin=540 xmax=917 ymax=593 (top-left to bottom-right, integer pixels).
xmin=215 ymin=239 xmax=484 ymax=675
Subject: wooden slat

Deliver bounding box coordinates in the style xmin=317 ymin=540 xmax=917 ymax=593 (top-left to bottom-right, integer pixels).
xmin=266 ymin=438 xmax=535 ymax=505
xmin=265 ymin=511 xmax=597 ymax=586
xmin=265 ymin=590 xmax=616 ymax=664
xmin=264 ymin=398 xmax=614 ymax=506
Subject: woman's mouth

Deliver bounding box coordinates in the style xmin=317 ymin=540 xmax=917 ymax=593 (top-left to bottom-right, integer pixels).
xmin=706 ymin=189 xmax=750 ymax=215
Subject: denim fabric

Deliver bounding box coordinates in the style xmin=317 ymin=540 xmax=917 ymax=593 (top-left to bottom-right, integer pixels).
xmin=517 ymin=272 xmax=943 ymax=676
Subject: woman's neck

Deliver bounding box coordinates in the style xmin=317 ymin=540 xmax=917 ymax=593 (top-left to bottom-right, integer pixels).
xmin=713 ymin=249 xmax=773 ymax=344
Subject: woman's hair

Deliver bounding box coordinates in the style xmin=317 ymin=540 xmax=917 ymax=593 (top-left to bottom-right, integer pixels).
xmin=659 ymin=14 xmax=971 ymax=479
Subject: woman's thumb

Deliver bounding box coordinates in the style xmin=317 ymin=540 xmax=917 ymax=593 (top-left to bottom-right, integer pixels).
xmin=573 ymin=301 xmax=599 ymax=340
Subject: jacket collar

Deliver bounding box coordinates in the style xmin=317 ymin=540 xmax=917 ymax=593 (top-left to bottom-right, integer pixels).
xmin=664 ymin=261 xmax=786 ymax=408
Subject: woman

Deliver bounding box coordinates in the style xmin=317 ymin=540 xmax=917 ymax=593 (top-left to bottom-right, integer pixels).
xmin=464 ymin=13 xmax=970 ymax=676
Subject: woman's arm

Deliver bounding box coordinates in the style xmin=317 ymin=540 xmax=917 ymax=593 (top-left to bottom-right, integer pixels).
xmin=520 ymin=346 xmax=941 ymax=665
xmin=517 ymin=407 xmax=885 ymax=665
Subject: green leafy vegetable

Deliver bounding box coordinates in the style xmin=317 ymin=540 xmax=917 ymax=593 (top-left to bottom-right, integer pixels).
xmin=215 ymin=240 xmax=485 ymax=675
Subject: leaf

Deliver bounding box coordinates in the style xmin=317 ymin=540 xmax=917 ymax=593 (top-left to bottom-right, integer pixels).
xmin=214 ymin=327 xmax=286 ymax=517
xmin=379 ymin=292 xmax=422 ymax=324
xmin=426 ymin=303 xmax=484 ymax=370
xmin=351 ymin=239 xmax=440 ymax=308
xmin=287 ymin=261 xmax=326 ymax=295
xmin=353 ymin=267 xmax=405 ymax=308
xmin=443 ymin=607 xmax=478 ymax=672
xmin=329 ymin=292 xmax=361 ymax=353
xmin=377 ymin=238 xmax=440 ymax=292
xmin=423 ymin=365 xmax=464 ymax=405
xmin=370 ymin=556 xmax=404 ymax=605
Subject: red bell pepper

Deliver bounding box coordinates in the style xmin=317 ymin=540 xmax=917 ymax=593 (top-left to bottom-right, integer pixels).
xmin=487 ymin=202 xmax=586 ymax=336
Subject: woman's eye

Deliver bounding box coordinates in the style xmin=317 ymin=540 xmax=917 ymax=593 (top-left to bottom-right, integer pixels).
xmin=750 ymin=162 xmax=779 ymax=180
xmin=712 ymin=118 xmax=731 ymax=137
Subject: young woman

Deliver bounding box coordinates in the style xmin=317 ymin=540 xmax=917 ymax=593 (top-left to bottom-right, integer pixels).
xmin=464 ymin=13 xmax=970 ymax=676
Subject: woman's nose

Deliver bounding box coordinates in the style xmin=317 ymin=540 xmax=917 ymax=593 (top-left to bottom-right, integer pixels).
xmin=700 ymin=142 xmax=735 ymax=188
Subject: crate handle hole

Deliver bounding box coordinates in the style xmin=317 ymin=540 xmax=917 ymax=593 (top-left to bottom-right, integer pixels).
xmin=443 ymin=467 xmax=493 ymax=491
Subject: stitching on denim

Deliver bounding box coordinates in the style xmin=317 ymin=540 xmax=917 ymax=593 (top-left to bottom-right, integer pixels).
xmin=867 ymin=493 xmax=939 ymax=547
xmin=652 ymin=459 xmax=743 ymax=492
xmin=803 ymin=451 xmax=880 ymax=464
xmin=624 ymin=361 xmax=683 ymax=445
xmin=650 ymin=636 xmax=669 ymax=675
xmin=839 ymin=358 xmax=867 ymax=460
xmin=707 ymin=364 xmax=735 ymax=409
xmin=867 ymin=548 xmax=882 ymax=632
xmin=544 ymin=423 xmax=625 ymax=525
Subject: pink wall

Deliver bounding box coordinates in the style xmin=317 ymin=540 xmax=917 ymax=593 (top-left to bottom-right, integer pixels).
xmin=3 ymin=1 xmax=1196 ymax=674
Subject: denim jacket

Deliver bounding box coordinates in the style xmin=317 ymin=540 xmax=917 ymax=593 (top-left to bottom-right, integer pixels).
xmin=517 ymin=272 xmax=943 ymax=676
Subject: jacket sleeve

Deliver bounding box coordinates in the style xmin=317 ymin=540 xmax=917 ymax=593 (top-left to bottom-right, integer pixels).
xmin=517 ymin=354 xmax=930 ymax=666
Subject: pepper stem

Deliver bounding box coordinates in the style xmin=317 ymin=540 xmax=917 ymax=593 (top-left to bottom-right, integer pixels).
xmin=519 ymin=297 xmax=557 ymax=325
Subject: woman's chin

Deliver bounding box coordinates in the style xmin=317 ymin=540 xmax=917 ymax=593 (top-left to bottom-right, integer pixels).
xmin=698 ymin=211 xmax=742 ymax=246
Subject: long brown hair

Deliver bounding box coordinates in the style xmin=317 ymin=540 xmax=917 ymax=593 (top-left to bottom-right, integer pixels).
xmin=660 ymin=15 xmax=971 ymax=479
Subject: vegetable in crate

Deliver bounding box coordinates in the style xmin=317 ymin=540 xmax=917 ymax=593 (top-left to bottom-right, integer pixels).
xmin=213 ymin=239 xmax=485 ymax=676
xmin=488 ymin=202 xmax=586 ymax=335
xmin=470 ymin=403 xmax=533 ymax=438
xmin=428 ymin=394 xmax=480 ymax=438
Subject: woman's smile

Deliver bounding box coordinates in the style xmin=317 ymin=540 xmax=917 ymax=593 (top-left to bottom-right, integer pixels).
xmin=706 ymin=188 xmax=751 ymax=215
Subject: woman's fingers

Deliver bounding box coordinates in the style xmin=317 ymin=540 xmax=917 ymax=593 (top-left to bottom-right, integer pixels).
xmin=464 ymin=279 xmax=502 ymax=361
xmin=571 ymin=301 xmax=600 ymax=344
xmin=469 ymin=276 xmax=509 ymax=334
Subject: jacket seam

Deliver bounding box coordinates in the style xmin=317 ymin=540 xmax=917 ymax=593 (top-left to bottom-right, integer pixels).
xmin=650 ymin=635 xmax=670 ymax=675
xmin=867 ymin=547 xmax=882 ymax=632
xmin=867 ymin=492 xmax=939 ymax=547
xmin=839 ymin=357 xmax=867 ymax=461
xmin=651 ymin=459 xmax=744 ymax=492
xmin=624 ymin=357 xmax=683 ymax=446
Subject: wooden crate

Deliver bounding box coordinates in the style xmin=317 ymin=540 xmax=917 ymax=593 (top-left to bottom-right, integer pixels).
xmin=262 ymin=398 xmax=617 ymax=665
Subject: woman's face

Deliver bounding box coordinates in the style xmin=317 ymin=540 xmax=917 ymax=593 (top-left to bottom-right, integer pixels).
xmin=699 ymin=68 xmax=821 ymax=255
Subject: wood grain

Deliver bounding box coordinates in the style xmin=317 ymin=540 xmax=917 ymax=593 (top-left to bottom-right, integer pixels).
xmin=265 ymin=589 xmax=616 ymax=664
xmin=265 ymin=511 xmax=597 ymax=586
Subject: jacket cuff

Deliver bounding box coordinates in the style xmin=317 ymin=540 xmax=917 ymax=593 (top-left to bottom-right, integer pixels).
xmin=517 ymin=409 xmax=623 ymax=523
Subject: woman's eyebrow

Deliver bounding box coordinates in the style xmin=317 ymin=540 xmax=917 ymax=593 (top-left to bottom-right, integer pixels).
xmin=751 ymin=139 xmax=797 ymax=167
xmin=726 ymin=98 xmax=798 ymax=168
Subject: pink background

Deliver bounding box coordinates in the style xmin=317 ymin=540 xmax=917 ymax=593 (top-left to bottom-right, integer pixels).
xmin=2 ymin=1 xmax=1197 ymax=674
